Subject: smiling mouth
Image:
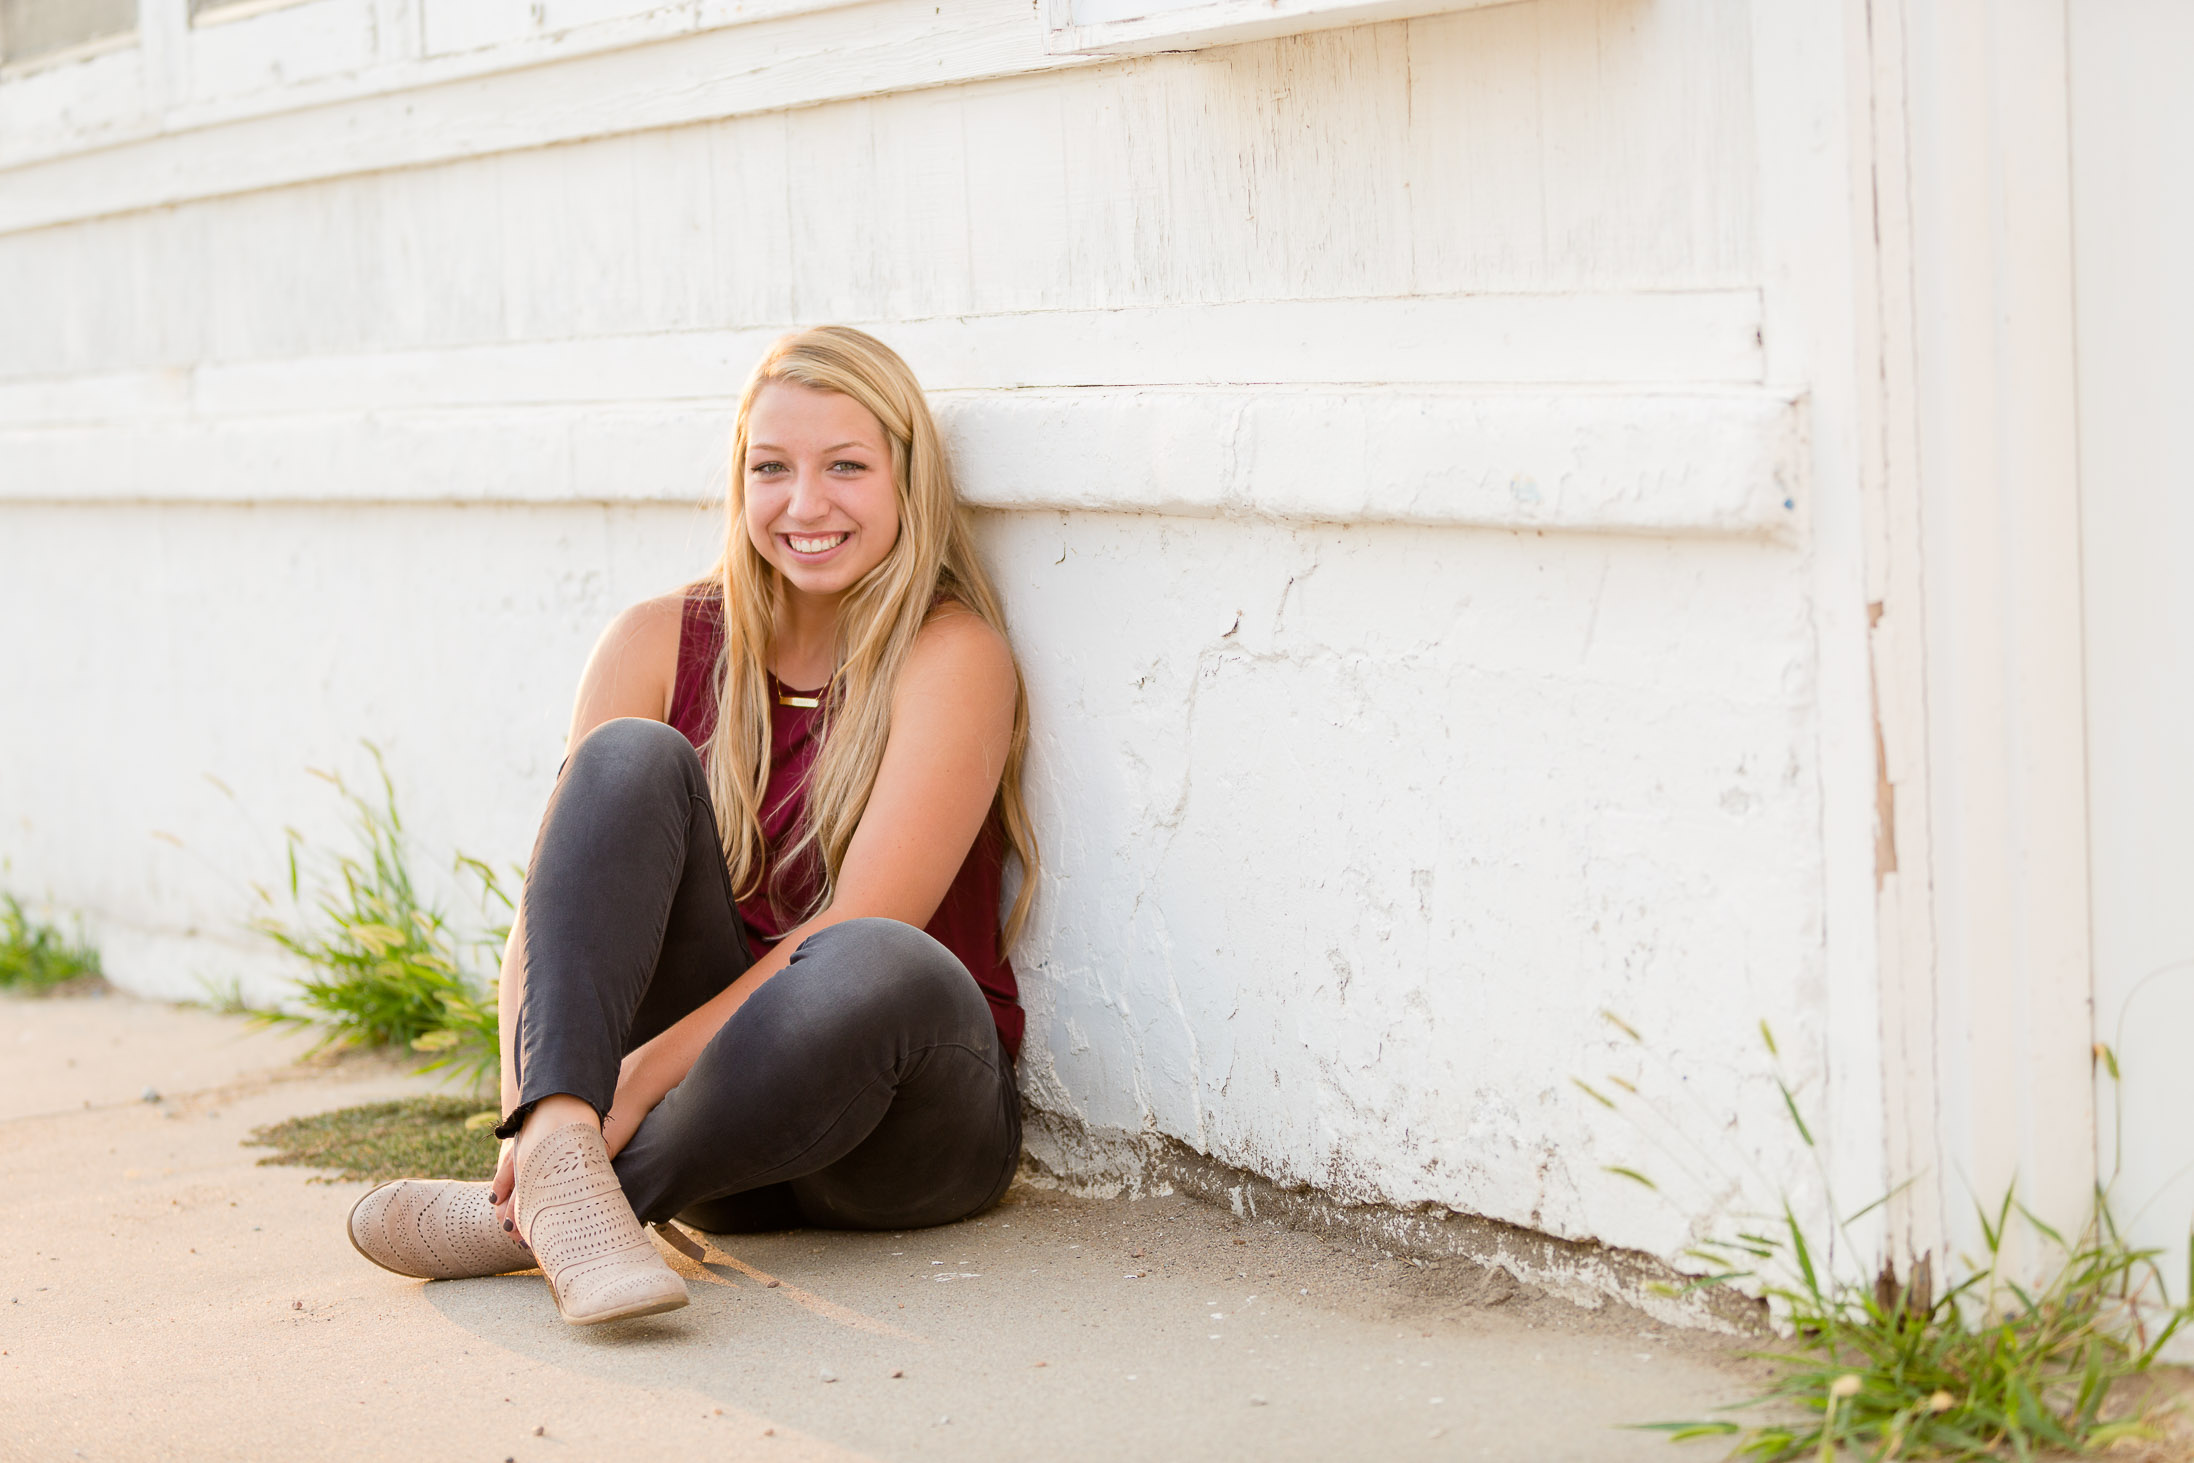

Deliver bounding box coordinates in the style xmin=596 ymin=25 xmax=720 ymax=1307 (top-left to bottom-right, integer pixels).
xmin=784 ymin=532 xmax=849 ymax=555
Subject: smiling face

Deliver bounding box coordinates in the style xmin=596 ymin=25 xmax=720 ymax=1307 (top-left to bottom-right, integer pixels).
xmin=741 ymin=380 xmax=902 ymax=605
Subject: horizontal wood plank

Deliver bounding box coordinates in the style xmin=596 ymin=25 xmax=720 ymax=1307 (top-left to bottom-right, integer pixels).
xmin=0 ymin=0 xmax=1087 ymax=235
xmin=0 ymin=381 xmax=1803 ymax=538
xmin=0 ymin=290 xmax=1765 ymax=436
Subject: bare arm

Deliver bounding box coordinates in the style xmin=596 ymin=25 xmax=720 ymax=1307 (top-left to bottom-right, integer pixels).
xmin=597 ymin=607 xmax=1018 ymax=1157
xmin=568 ymin=592 xmax=687 ymax=745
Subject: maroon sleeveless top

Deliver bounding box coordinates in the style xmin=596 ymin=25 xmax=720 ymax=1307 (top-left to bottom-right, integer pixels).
xmin=665 ymin=591 xmax=1023 ymax=1059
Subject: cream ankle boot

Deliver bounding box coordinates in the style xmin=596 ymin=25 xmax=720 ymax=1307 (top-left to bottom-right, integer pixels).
xmin=514 ymin=1122 xmax=689 ymax=1325
xmin=348 ymin=1179 xmax=535 ymax=1281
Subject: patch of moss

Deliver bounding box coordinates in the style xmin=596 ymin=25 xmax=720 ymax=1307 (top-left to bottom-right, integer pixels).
xmin=247 ymin=1096 xmax=500 ymax=1184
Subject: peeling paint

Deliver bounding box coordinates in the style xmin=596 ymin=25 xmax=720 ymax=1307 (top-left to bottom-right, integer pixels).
xmin=1867 ymin=600 xmax=1899 ymax=887
xmin=994 ymin=511 xmax=1827 ymax=1272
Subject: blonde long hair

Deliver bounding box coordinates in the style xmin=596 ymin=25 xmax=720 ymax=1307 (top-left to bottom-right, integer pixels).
xmin=703 ymin=326 xmax=1037 ymax=947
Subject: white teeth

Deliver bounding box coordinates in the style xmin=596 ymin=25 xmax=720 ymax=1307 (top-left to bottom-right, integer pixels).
xmin=787 ymin=533 xmax=847 ymax=554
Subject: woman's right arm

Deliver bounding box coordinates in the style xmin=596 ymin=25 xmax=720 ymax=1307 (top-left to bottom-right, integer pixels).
xmin=491 ymin=591 xmax=686 ymax=1192
xmin=564 ymin=591 xmax=689 ymax=747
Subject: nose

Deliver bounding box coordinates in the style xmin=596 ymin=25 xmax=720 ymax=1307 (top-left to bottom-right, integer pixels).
xmin=782 ymin=463 xmax=830 ymax=523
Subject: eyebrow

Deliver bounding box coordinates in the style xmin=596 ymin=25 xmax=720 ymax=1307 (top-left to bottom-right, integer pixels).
xmin=747 ymin=441 xmax=871 ymax=454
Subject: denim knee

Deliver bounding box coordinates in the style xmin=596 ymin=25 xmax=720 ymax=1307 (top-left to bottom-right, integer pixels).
xmin=563 ymin=717 xmax=703 ymax=800
xmin=787 ymin=919 xmax=992 ymax=1040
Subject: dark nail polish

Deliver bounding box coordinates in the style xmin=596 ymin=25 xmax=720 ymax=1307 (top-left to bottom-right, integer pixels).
xmin=503 ymin=1219 xmax=513 ymax=1231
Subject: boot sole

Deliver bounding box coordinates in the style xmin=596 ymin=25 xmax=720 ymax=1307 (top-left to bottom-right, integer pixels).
xmin=551 ymin=1281 xmax=691 ymax=1326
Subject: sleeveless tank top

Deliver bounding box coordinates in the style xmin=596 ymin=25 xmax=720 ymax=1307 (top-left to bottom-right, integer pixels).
xmin=665 ymin=590 xmax=1023 ymax=1060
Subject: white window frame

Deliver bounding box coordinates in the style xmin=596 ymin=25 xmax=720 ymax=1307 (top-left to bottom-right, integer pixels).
xmin=0 ymin=0 xmax=138 ymax=74
xmin=1044 ymin=0 xmax=1526 ymax=57
xmin=189 ymin=0 xmax=318 ymax=27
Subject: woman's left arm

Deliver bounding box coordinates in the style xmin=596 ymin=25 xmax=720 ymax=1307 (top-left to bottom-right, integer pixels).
xmin=598 ymin=609 xmax=1018 ymax=1158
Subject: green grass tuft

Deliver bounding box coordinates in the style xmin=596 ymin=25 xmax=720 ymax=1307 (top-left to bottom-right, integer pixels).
xmin=246 ymin=1097 xmax=501 ymax=1184
xmin=248 ymin=744 xmax=513 ymax=1093
xmin=0 ymin=892 xmax=106 ymax=995
xmin=1594 ymin=1015 xmax=2193 ymax=1460
xmin=1655 ymin=1198 xmax=2189 ymax=1460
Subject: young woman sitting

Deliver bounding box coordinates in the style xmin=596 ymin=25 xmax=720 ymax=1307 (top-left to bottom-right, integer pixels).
xmin=345 ymin=326 xmax=1038 ymax=1325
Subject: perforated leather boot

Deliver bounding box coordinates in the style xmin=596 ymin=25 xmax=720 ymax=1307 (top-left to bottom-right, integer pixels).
xmin=348 ymin=1178 xmax=535 ymax=1281
xmin=514 ymin=1122 xmax=689 ymax=1325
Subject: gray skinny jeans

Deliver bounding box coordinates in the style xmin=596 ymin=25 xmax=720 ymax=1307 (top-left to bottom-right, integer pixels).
xmin=502 ymin=716 xmax=1021 ymax=1232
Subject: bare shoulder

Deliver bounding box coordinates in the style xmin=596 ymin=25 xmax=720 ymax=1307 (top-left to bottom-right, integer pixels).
xmin=604 ymin=589 xmax=689 ymax=654
xmin=895 ymin=604 xmax=1017 ymax=723
xmin=570 ymin=589 xmax=691 ymax=739
xmin=909 ymin=604 xmax=1015 ymax=686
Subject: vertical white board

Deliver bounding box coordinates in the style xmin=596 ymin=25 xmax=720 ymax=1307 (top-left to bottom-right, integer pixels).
xmin=2072 ymin=0 xmax=2194 ymax=1288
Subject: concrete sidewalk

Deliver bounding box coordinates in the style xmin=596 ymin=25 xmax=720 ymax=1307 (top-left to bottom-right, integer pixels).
xmin=0 ymin=991 xmax=1755 ymax=1462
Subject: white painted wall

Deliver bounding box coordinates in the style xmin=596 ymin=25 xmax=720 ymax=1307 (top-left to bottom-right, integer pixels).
xmin=999 ymin=511 xmax=1825 ymax=1260
xmin=2071 ymin=0 xmax=2194 ymax=1299
xmin=2 ymin=0 xmax=1876 ymax=1280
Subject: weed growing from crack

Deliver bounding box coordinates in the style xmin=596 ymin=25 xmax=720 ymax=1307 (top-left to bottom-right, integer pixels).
xmin=248 ymin=744 xmax=513 ymax=1094
xmin=1640 ymin=1194 xmax=2187 ymax=1459
xmin=1597 ymin=1020 xmax=2192 ymax=1460
xmin=0 ymin=891 xmax=105 ymax=994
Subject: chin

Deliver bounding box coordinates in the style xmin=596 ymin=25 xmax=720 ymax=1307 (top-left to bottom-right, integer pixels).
xmin=778 ymin=562 xmax=864 ymax=598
